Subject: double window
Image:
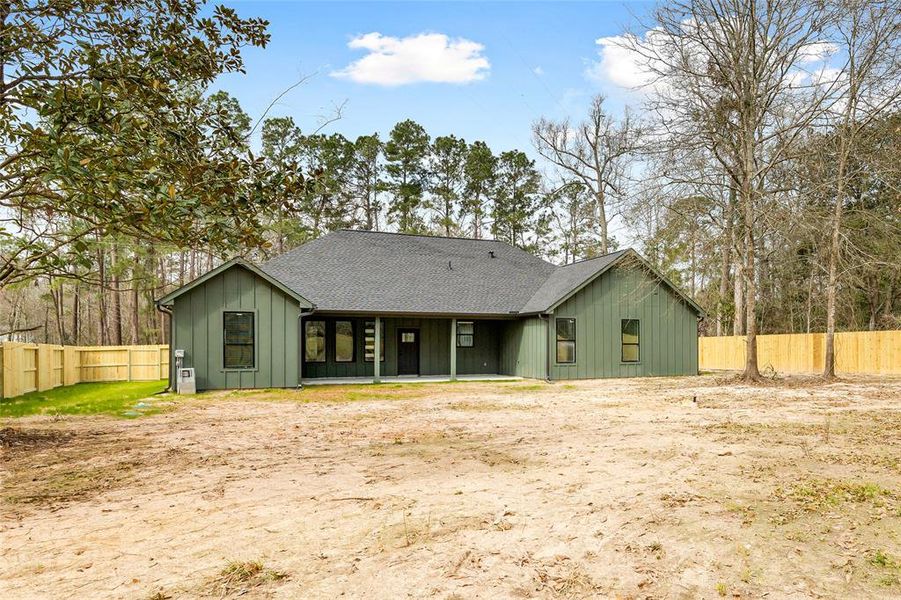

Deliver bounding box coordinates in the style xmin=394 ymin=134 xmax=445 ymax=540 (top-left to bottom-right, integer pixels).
xmin=621 ymin=319 xmax=640 ymax=363
xmin=456 ymin=321 xmax=474 ymax=347
xmin=556 ymin=318 xmax=576 ymax=364
xmin=364 ymin=320 xmax=385 ymax=362
xmin=304 ymin=320 xmax=326 ymax=363
xmin=305 ymin=319 xmax=360 ymax=363
xmin=223 ymin=311 xmax=255 ymax=369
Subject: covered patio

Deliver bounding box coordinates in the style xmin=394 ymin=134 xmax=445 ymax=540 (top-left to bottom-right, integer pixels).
xmin=301 ymin=373 xmax=521 ymax=386
xmin=301 ymin=314 xmax=514 ymax=383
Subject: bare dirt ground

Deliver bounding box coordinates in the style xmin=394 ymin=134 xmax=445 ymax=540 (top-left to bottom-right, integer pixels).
xmin=2 ymin=375 xmax=900 ymax=599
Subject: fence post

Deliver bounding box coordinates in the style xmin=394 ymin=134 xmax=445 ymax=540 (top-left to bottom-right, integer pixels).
xmin=127 ymin=348 xmax=132 ymax=382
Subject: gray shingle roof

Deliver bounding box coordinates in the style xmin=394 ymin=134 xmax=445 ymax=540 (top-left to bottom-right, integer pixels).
xmin=259 ymin=230 xmax=687 ymax=316
xmin=518 ymin=250 xmax=629 ymax=314
xmin=261 ymin=230 xmax=557 ymax=315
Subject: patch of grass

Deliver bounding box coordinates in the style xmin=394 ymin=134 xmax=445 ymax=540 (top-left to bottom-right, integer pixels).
xmin=770 ymin=478 xmax=898 ymax=524
xmin=446 ymin=400 xmax=536 ymax=412
xmin=723 ymin=500 xmax=756 ymax=525
xmin=870 ymin=550 xmax=900 ymax=570
xmin=204 ymin=560 xmax=287 ymax=596
xmin=784 ymin=479 xmax=894 ymax=509
xmin=715 ymin=581 xmax=728 ymax=596
xmin=214 ymin=379 xmax=535 ymax=405
xmin=0 ymin=380 xmax=169 ymax=418
xmin=505 ymin=383 xmax=547 ymax=392
xmin=869 ymin=551 xmax=901 ymax=587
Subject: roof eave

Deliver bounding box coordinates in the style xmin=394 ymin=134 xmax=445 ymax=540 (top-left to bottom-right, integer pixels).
xmin=155 ymin=258 xmax=314 ymax=309
xmin=311 ymin=309 xmax=521 ymax=319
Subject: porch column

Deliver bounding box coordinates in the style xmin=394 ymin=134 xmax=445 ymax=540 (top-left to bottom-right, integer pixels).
xmin=374 ymin=316 xmax=381 ymax=383
xmin=450 ymin=318 xmax=457 ymax=381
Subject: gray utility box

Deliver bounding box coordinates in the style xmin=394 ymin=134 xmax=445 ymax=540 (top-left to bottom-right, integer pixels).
xmin=177 ymin=367 xmax=196 ymax=394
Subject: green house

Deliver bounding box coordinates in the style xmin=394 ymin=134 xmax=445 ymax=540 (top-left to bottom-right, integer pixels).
xmin=156 ymin=230 xmax=703 ymax=390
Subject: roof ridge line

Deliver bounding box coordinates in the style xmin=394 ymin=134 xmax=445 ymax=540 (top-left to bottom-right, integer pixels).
xmin=337 ymin=228 xmax=509 ymax=244
xmin=557 ymin=248 xmax=631 ymax=268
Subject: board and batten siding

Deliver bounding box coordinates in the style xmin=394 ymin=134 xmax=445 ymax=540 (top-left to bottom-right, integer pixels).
xmin=548 ymin=263 xmax=699 ymax=380
xmin=301 ymin=317 xmax=500 ymax=378
xmin=171 ymin=265 xmax=301 ymax=390
xmin=499 ymin=316 xmax=548 ymax=379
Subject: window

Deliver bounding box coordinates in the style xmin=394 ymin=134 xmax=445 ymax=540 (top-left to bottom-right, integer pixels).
xmin=335 ymin=320 xmax=355 ymax=362
xmin=456 ymin=321 xmax=474 ymax=347
xmin=401 ymin=332 xmax=415 ymax=343
xmin=556 ymin=318 xmax=576 ymax=364
xmin=622 ymin=319 xmax=640 ymax=363
xmin=305 ymin=320 xmax=326 ymax=362
xmin=223 ymin=311 xmax=254 ymax=369
xmin=364 ymin=320 xmax=385 ymax=362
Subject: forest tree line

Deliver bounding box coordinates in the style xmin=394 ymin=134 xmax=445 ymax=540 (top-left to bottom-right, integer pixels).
xmin=1 ymin=0 xmax=899 ymax=378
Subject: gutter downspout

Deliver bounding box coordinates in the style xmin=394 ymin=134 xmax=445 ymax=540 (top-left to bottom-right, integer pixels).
xmin=155 ymin=302 xmax=175 ymax=392
xmin=297 ymin=308 xmax=316 ymax=389
xmin=539 ymin=313 xmax=552 ymax=383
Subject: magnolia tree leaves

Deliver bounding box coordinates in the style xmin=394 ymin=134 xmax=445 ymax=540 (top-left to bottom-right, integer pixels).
xmin=0 ymin=0 xmax=270 ymax=285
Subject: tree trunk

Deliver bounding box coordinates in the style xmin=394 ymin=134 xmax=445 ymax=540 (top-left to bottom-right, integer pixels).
xmin=110 ymin=243 xmax=123 ymax=345
xmin=716 ymin=189 xmax=735 ymax=336
xmin=743 ymin=220 xmax=759 ymax=379
xmin=131 ymin=267 xmax=140 ymax=344
xmin=73 ymin=284 xmax=81 ymax=344
xmin=741 ymin=137 xmax=759 ymax=379
xmin=732 ymin=255 xmax=744 ymax=336
xmin=806 ymin=271 xmax=814 ymax=334
xmin=97 ymin=246 xmax=108 ymax=345
xmin=823 ymin=176 xmax=844 ymax=378
xmin=595 ymin=189 xmax=608 ymax=255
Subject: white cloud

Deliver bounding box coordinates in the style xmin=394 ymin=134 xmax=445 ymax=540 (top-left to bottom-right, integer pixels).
xmin=586 ymin=34 xmax=658 ymax=91
xmin=798 ymin=41 xmax=838 ymax=64
xmin=533 ymin=66 xmax=544 ymax=76
xmin=331 ymin=32 xmax=490 ymax=86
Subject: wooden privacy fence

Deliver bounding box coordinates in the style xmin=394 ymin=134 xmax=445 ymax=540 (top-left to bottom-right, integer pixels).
xmin=699 ymin=330 xmax=901 ymax=375
xmin=0 ymin=343 xmax=169 ymax=399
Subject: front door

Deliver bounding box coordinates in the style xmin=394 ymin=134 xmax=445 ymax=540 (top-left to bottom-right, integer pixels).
xmin=397 ymin=329 xmax=420 ymax=375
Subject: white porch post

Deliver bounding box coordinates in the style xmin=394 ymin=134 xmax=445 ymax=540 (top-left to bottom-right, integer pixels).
xmin=374 ymin=316 xmax=381 ymax=383
xmin=450 ymin=318 xmax=457 ymax=381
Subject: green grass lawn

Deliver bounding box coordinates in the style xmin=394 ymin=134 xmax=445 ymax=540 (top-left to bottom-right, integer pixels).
xmin=0 ymin=380 xmax=169 ymax=418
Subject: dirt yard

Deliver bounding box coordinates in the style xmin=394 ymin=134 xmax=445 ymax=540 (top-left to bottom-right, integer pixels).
xmin=2 ymin=376 xmax=900 ymax=599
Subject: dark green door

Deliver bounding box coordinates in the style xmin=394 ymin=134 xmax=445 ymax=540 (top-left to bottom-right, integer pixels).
xmin=397 ymin=329 xmax=419 ymax=375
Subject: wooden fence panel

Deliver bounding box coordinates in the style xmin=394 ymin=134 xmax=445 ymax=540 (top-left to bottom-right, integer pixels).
xmin=22 ymin=345 xmax=38 ymax=394
xmin=79 ymin=347 xmax=129 ymax=382
xmin=700 ymin=330 xmax=901 ymax=375
xmin=0 ymin=343 xmax=169 ymax=399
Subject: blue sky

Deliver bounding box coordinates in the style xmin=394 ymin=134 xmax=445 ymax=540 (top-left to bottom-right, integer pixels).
xmin=214 ymin=1 xmax=654 ymax=154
